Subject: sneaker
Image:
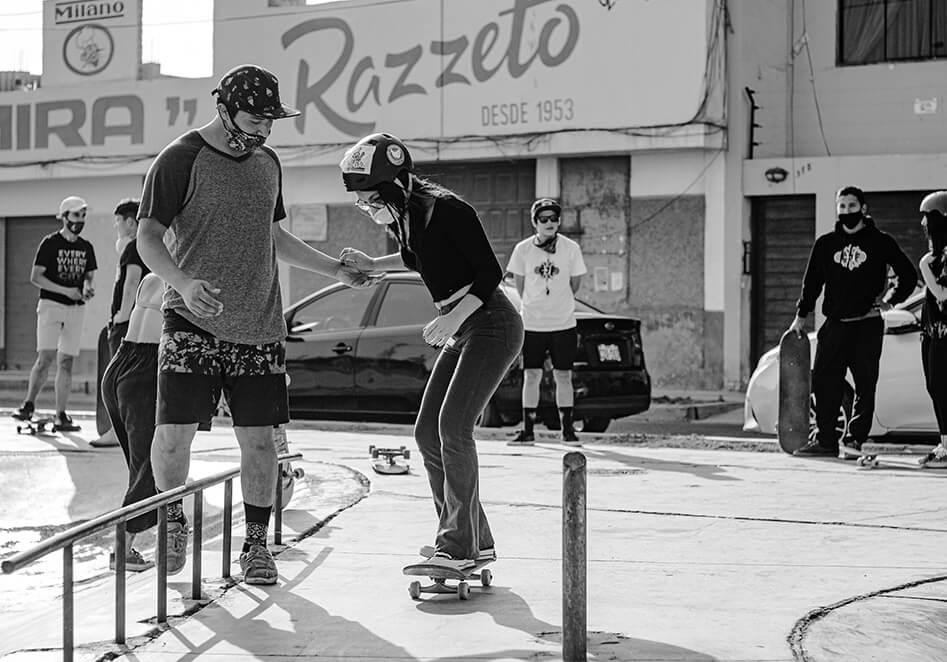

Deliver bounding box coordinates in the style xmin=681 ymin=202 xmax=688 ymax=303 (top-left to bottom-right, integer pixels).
xmin=561 ymin=428 xmax=581 ymax=446
xmin=53 ymin=412 xmax=80 ymax=432
xmin=12 ymin=402 xmax=34 ymax=422
xmin=240 ymin=544 xmax=278 ymax=585
xmin=89 ymin=432 xmax=120 ymax=448
xmin=507 ymin=430 xmax=535 ymax=446
xmin=793 ymin=440 xmax=838 ymax=457
xmin=109 ymin=548 xmax=155 ymax=572
xmin=424 ymin=552 xmax=476 ymax=571
xmin=166 ymin=521 xmax=188 ymax=575
xmin=920 ymin=446 xmax=947 ymax=469
xmin=419 ymin=545 xmax=496 ymax=562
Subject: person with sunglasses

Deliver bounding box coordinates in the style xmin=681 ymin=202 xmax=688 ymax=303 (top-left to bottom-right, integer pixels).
xmin=506 ymin=198 xmax=587 ymax=445
xmin=13 ymin=196 xmax=97 ymax=431
xmin=338 ymin=132 xmax=524 ymax=573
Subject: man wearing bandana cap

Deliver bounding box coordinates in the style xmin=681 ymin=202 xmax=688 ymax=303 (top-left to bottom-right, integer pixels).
xmin=506 ymin=198 xmax=587 ymax=445
xmin=13 ymin=195 xmax=97 ymax=431
xmin=137 ymin=64 xmax=375 ymax=584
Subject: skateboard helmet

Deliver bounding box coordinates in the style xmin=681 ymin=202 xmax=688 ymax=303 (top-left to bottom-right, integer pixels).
xmin=921 ymin=191 xmax=947 ymax=217
xmin=340 ymin=133 xmax=413 ymax=191
xmin=531 ymin=198 xmax=561 ymax=222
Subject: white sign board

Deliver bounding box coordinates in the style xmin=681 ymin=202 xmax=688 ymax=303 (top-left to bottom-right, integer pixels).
xmin=43 ymin=0 xmax=143 ymax=86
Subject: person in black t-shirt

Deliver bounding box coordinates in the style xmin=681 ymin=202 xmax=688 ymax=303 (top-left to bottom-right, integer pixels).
xmin=13 ymin=196 xmax=97 ymax=430
xmin=916 ymin=191 xmax=947 ymax=468
xmin=789 ymin=185 xmax=915 ymax=458
xmin=338 ymin=133 xmax=524 ymax=573
xmin=91 ymin=198 xmax=149 ymax=448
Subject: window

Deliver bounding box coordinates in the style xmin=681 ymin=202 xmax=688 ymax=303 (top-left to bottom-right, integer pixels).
xmin=375 ymin=282 xmax=437 ymax=327
xmin=289 ymin=287 xmax=375 ymax=333
xmin=839 ymin=0 xmax=947 ymax=65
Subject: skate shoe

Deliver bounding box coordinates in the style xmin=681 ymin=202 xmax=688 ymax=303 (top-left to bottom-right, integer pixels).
xmin=420 ymin=552 xmax=476 ymax=572
xmin=920 ymin=446 xmax=947 ymax=469
xmin=507 ymin=430 xmax=535 ymax=446
xmin=561 ymin=428 xmax=581 ymax=446
xmin=12 ymin=402 xmax=34 ymax=421
xmin=240 ymin=544 xmax=278 ymax=585
xmin=53 ymin=412 xmax=80 ymax=432
xmin=419 ymin=545 xmax=496 ymax=562
xmin=109 ymin=548 xmax=155 ymax=572
xmin=166 ymin=521 xmax=188 ymax=574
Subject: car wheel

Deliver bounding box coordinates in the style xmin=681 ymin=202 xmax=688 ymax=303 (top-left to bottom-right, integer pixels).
xmin=808 ymin=386 xmax=854 ymax=445
xmin=581 ymin=417 xmax=611 ymax=433
xmin=477 ymin=399 xmax=504 ymax=428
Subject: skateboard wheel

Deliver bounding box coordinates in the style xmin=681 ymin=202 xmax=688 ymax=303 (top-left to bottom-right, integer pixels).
xmin=400 ymin=445 xmax=406 ymax=453
xmin=293 ymin=468 xmax=305 ymax=478
xmin=368 ymin=444 xmax=375 ymax=454
xmin=408 ymin=581 xmax=421 ymax=600
xmin=480 ymin=568 xmax=492 ymax=587
xmin=458 ymin=581 xmax=470 ymax=600
xmin=403 ymin=449 xmax=411 ymax=460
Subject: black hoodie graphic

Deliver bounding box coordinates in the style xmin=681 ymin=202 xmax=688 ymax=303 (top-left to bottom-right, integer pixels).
xmin=796 ymin=216 xmax=917 ymax=321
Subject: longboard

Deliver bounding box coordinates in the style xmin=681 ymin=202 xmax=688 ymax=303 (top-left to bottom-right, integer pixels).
xmin=777 ymin=330 xmax=811 ymax=454
xmin=403 ymin=556 xmax=494 ymax=600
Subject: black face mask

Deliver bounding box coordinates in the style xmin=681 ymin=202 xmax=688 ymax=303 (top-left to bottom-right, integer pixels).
xmin=839 ymin=211 xmax=863 ymax=229
xmin=66 ymin=221 xmax=85 ymax=235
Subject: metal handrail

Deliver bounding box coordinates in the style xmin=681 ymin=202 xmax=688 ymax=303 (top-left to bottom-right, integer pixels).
xmin=2 ymin=452 xmax=302 ymax=662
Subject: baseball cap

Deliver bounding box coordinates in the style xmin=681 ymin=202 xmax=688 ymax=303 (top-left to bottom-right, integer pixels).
xmin=213 ymin=64 xmax=300 ymax=120
xmin=59 ymin=196 xmax=87 ymax=216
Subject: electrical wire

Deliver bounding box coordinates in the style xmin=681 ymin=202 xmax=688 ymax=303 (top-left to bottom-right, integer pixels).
xmin=801 ymin=0 xmax=832 ymax=156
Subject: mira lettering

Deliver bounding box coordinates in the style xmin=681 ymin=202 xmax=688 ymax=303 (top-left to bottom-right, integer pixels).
xmin=282 ymin=0 xmax=580 ymax=137
xmin=0 ymin=95 xmax=144 ymax=151
xmin=55 ymin=1 xmax=126 ymax=24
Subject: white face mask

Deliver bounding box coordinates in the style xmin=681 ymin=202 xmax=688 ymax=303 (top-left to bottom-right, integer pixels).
xmin=370 ymin=206 xmax=397 ymax=225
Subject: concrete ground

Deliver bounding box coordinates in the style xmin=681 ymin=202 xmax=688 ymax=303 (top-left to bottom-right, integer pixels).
xmin=2 ymin=415 xmax=947 ymax=661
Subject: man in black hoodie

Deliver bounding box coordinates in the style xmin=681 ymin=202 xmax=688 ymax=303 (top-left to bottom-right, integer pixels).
xmin=790 ymin=185 xmax=916 ymax=457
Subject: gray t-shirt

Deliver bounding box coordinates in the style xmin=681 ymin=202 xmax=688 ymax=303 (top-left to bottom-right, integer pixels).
xmin=139 ymin=130 xmax=287 ymax=344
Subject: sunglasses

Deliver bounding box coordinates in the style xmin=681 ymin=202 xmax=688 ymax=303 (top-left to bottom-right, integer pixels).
xmin=536 ymin=215 xmax=560 ymax=224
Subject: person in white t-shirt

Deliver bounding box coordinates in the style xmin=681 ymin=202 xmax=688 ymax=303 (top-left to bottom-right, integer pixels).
xmin=505 ymin=198 xmax=588 ymax=445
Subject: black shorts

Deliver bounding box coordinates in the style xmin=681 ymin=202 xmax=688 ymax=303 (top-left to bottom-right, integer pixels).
xmin=522 ymin=328 xmax=577 ymax=370
xmin=157 ymin=310 xmax=288 ymax=428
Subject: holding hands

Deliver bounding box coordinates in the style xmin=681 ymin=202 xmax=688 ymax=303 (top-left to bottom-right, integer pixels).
xmin=339 ymin=247 xmax=376 ymax=273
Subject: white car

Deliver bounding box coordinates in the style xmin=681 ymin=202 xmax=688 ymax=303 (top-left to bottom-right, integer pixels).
xmin=743 ymin=291 xmax=937 ymax=442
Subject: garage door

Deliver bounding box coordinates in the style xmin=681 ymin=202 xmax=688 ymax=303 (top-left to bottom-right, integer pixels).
xmin=416 ymin=160 xmax=536 ymax=268
xmin=751 ymin=196 xmax=815 ymax=364
xmin=4 ymin=217 xmax=60 ymax=370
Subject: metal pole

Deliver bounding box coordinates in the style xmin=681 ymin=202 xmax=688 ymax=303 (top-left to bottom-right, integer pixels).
xmin=192 ymin=490 xmax=203 ymax=600
xmin=562 ymin=451 xmax=587 ymax=662
xmin=222 ymin=480 xmax=233 ymax=578
xmin=157 ymin=506 xmax=167 ymax=623
xmin=274 ymin=463 xmax=283 ymax=546
xmin=115 ymin=522 xmax=126 ymax=644
xmin=63 ymin=544 xmax=74 ymax=662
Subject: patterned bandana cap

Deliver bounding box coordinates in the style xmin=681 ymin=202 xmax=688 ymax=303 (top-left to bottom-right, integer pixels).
xmin=339 ymin=133 xmax=413 ymax=191
xmin=213 ymin=64 xmax=300 ymax=119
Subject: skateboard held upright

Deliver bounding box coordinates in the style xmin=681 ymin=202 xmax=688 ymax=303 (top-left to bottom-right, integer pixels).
xmin=273 ymin=424 xmax=304 ymax=509
xmin=95 ymin=326 xmax=110 ymax=435
xmin=777 ymin=330 xmax=811 ymax=454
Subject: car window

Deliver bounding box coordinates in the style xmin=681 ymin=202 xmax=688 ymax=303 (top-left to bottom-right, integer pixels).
xmin=375 ymin=282 xmax=436 ymax=327
xmin=289 ymin=287 xmax=375 ymax=333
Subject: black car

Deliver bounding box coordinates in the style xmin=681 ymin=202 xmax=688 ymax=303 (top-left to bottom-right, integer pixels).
xmin=283 ymin=273 xmax=651 ymax=432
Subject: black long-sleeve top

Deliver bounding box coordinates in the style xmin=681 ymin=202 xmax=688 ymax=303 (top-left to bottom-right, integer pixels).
xmin=400 ymin=194 xmax=503 ymax=304
xmin=796 ymin=217 xmax=917 ymax=320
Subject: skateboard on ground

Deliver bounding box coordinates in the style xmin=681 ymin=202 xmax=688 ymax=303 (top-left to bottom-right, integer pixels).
xmin=273 ymin=424 xmax=304 ymax=508
xmin=95 ymin=325 xmax=110 ymax=435
xmin=369 ymin=444 xmax=410 ymax=475
xmin=403 ymin=550 xmax=494 ymax=600
xmin=855 ymin=452 xmax=939 ymax=470
xmin=15 ymin=416 xmax=57 ymax=436
xmin=777 ymin=330 xmax=811 ymax=454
